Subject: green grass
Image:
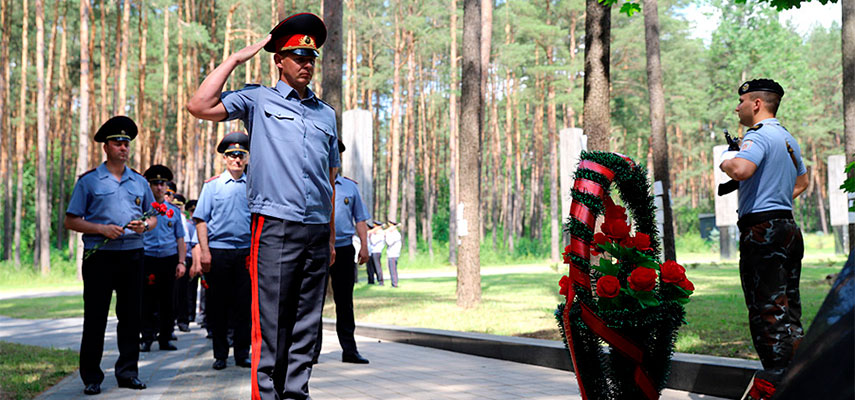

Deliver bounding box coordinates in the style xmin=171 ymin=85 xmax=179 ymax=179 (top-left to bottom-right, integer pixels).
xmin=0 ymin=250 xmax=82 ymax=292
xmin=0 ymin=294 xmax=116 ymax=320
xmin=325 ymin=261 xmax=844 ymax=359
xmin=0 ymin=341 xmax=78 ymax=400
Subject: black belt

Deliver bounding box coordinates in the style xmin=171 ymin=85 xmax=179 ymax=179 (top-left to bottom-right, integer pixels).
xmin=737 ymin=210 xmax=793 ymax=232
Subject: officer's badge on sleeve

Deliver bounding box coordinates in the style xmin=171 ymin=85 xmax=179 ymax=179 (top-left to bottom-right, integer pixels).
xmin=741 ymin=140 xmax=753 ymax=151
xmin=135 ymin=197 xmax=141 ymax=206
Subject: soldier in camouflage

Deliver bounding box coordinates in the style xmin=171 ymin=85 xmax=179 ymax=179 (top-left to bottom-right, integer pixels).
xmin=719 ymin=79 xmax=809 ymax=400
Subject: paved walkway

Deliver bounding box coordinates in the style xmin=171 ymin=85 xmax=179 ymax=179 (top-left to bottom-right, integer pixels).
xmin=0 ymin=315 xmax=726 ymax=400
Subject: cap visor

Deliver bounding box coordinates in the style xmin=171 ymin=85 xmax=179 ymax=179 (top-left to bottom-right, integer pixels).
xmin=289 ymin=48 xmax=319 ymax=57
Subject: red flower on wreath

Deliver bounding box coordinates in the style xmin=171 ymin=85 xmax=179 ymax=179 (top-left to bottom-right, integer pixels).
xmin=602 ymin=218 xmax=630 ymax=240
xmin=596 ymin=275 xmax=621 ymax=298
xmin=628 ymin=267 xmax=657 ymax=292
xmin=559 ymin=275 xmax=571 ymax=297
xmin=659 ymin=260 xmax=687 ymax=284
xmin=633 ymin=232 xmax=652 ymax=251
xmin=676 ymin=278 xmax=695 ymax=292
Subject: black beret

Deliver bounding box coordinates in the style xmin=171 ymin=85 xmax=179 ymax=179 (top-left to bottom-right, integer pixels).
xmin=338 ymin=139 xmax=346 ymax=153
xmin=143 ymin=164 xmax=173 ymax=182
xmin=185 ymin=200 xmax=198 ymax=210
xmin=94 ymin=116 xmax=138 ymax=143
xmin=217 ymin=132 xmax=250 ymax=154
xmin=265 ymin=13 xmax=327 ymax=55
xmin=738 ymin=79 xmax=784 ymax=97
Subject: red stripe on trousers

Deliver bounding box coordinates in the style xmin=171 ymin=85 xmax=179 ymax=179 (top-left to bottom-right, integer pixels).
xmin=250 ymin=214 xmax=265 ymax=400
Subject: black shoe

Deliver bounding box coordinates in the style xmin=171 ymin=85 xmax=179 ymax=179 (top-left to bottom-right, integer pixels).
xmin=177 ymin=323 xmax=190 ymax=332
xmin=140 ymin=341 xmax=152 ymax=352
xmin=117 ymin=377 xmax=147 ymax=390
xmin=206 ymin=331 xmax=213 ymax=339
xmin=83 ymin=383 xmax=101 ymax=395
xmin=311 ymin=357 xmax=319 ymax=365
xmin=212 ymin=359 xmax=227 ymax=370
xmin=235 ymin=357 xmax=252 ymax=368
xmin=342 ymin=352 xmax=369 ymax=364
xmin=159 ymin=341 xmax=178 ymax=351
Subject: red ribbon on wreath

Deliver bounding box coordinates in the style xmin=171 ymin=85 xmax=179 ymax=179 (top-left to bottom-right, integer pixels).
xmin=562 ymin=159 xmax=659 ymax=400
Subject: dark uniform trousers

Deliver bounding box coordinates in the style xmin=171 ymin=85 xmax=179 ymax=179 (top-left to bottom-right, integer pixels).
xmin=249 ymin=214 xmax=329 ymax=400
xmin=141 ymin=254 xmax=177 ymax=344
xmin=739 ymin=216 xmax=805 ymax=380
xmin=313 ymin=245 xmax=358 ymax=358
xmin=173 ymin=256 xmax=192 ymax=326
xmin=368 ymin=253 xmax=384 ymax=284
xmin=80 ymin=249 xmax=144 ymax=385
xmin=207 ymin=248 xmax=251 ymax=360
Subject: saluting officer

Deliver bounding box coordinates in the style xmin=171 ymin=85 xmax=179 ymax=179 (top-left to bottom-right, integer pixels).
xmin=187 ymin=12 xmax=339 ymax=400
xmin=140 ymin=165 xmax=186 ymax=352
xmin=191 ymin=132 xmax=253 ymax=370
xmin=313 ymin=140 xmax=371 ymax=364
xmin=719 ymin=79 xmax=809 ymax=399
xmin=65 ymin=116 xmax=153 ymax=395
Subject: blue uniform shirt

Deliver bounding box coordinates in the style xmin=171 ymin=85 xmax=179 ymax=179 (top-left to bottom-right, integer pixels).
xmin=66 ymin=163 xmax=155 ymax=250
xmin=734 ymin=118 xmax=806 ymax=218
xmin=143 ymin=201 xmax=185 ymax=257
xmin=193 ymin=172 xmax=252 ymax=249
xmin=184 ymin=214 xmax=196 ymax=259
xmin=220 ymin=80 xmax=340 ymax=224
xmin=334 ymin=176 xmax=370 ymax=247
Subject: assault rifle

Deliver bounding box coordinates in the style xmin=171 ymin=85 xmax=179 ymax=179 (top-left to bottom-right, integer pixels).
xmin=717 ymin=129 xmax=740 ymax=196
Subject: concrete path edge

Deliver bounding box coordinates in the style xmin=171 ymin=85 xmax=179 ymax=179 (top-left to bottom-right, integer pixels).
xmin=337 ymin=319 xmax=761 ymax=399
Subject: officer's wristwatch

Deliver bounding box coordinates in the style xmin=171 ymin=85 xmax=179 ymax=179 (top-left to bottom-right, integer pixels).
xmin=144 ymin=221 xmax=149 ymax=232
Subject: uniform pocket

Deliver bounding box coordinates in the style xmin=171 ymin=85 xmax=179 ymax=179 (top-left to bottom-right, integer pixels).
xmin=263 ymin=104 xmax=300 ymax=142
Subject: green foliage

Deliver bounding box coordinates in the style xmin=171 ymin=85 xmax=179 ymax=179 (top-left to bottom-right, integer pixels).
xmin=735 ymin=0 xmax=839 ymax=11
xmin=842 ymin=161 xmax=855 ymax=212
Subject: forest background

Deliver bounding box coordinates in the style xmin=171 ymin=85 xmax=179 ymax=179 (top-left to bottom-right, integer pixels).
xmin=0 ymin=0 xmax=846 ymax=276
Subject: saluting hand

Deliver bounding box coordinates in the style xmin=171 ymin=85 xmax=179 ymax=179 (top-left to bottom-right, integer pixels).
xmin=230 ymin=34 xmax=271 ymax=66
xmin=100 ymin=224 xmax=125 ymax=239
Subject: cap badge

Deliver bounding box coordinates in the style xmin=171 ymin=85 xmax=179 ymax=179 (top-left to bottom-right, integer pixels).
xmin=301 ymin=35 xmax=315 ymax=47
xmin=741 ymin=83 xmax=749 ymax=92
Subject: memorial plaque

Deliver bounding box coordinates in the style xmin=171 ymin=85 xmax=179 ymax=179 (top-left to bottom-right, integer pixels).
xmin=341 ymin=109 xmax=374 ymax=213
xmin=560 ymin=128 xmax=587 ymax=221
xmin=828 ymin=155 xmax=849 ymax=227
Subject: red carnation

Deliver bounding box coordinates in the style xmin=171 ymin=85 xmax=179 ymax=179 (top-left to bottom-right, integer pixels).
xmin=593 ymin=232 xmax=609 ymax=246
xmin=628 ymin=267 xmax=657 ymax=292
xmin=659 ymin=260 xmax=687 ymax=284
xmin=621 ymin=235 xmax=636 ymax=248
xmin=602 ymin=218 xmax=630 ymax=240
xmin=559 ymin=275 xmax=571 ymax=297
xmin=634 ymin=232 xmax=652 ymax=251
xmin=596 ymin=275 xmax=621 ymax=298
xmin=676 ymin=278 xmax=694 ymax=292
xmin=167 ymin=209 xmax=174 ymax=218
xmin=147 ymin=273 xmax=156 ymax=285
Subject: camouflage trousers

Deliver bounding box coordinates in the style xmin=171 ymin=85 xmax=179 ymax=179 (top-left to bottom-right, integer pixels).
xmin=738 ymin=217 xmax=804 ymax=380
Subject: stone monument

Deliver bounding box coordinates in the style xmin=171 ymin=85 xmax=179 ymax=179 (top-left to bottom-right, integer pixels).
xmin=713 ymin=144 xmax=739 ymax=259
xmin=341 ymin=109 xmax=374 ymax=213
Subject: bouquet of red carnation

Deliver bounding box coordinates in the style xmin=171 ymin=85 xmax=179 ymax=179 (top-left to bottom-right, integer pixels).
xmin=84 ymin=202 xmax=172 ymax=259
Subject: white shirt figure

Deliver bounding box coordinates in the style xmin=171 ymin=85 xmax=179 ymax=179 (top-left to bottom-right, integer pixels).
xmin=385 ymin=226 xmax=402 ymax=259
xmin=369 ymin=228 xmax=386 ymax=254
xmin=352 ymin=235 xmax=361 ymax=263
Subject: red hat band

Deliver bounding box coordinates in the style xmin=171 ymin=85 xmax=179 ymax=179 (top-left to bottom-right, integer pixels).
xmin=276 ymin=34 xmax=318 ymax=53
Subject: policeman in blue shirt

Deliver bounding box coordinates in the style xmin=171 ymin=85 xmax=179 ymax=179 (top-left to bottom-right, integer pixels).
xmin=140 ymin=165 xmax=186 ymax=352
xmin=188 ymin=13 xmax=338 ymax=400
xmin=313 ymin=140 xmax=371 ymax=365
xmin=191 ymin=132 xmax=253 ymax=371
xmin=65 ymin=115 xmax=154 ymax=395
xmin=720 ymin=79 xmax=809 ymax=399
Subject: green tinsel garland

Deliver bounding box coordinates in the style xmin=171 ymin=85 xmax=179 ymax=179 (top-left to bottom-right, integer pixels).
xmin=555 ymin=151 xmax=687 ymax=399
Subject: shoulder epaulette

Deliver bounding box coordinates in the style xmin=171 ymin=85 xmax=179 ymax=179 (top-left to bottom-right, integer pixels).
xmin=747 ymin=123 xmax=763 ymax=132
xmin=343 ymin=176 xmax=358 ymax=185
xmin=317 ymin=97 xmax=336 ymax=111
xmin=129 ymin=167 xmax=144 ymax=177
xmin=244 ymin=83 xmax=261 ymax=88
xmin=205 ymin=175 xmax=220 ymax=183
xmin=78 ymin=168 xmax=97 ymax=179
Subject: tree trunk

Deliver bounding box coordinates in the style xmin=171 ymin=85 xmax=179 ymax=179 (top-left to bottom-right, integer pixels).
xmin=36 ymin=0 xmax=50 ymax=273
xmin=547 ymin=69 xmax=560 ymax=264
xmin=583 ymin=0 xmax=610 ymax=151
xmin=843 ymin=0 xmax=854 ymax=251
xmin=322 ymin=0 xmax=343 ymax=139
xmin=457 ymin=0 xmax=481 ymax=309
xmin=13 ymin=0 xmax=28 ymax=268
xmin=98 ymin=0 xmax=108 ymax=124
xmin=176 ymin=6 xmax=185 ymax=185
xmin=157 ymin=6 xmax=169 ymax=165
xmin=0 ymin=0 xmax=9 ymax=260
xmin=136 ymin=4 xmax=148 ymax=169
xmin=448 ymin=0 xmax=459 ymax=265
xmin=642 ymin=0 xmax=675 ymax=261
xmin=405 ymin=30 xmax=417 ymax=260
xmin=117 ymin=0 xmax=129 ymax=115
xmin=75 ymin=0 xmax=91 ymax=277
xmin=388 ymin=10 xmax=402 ymax=224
